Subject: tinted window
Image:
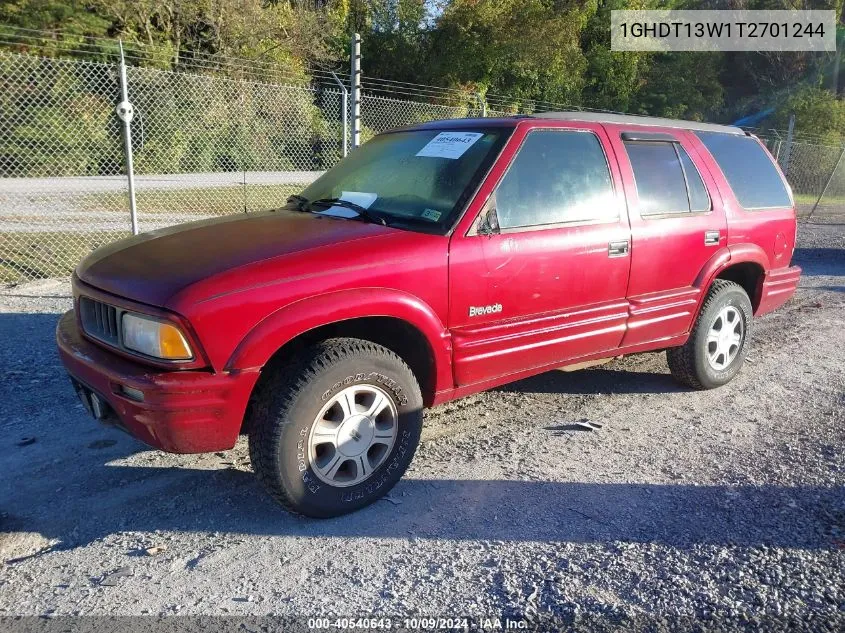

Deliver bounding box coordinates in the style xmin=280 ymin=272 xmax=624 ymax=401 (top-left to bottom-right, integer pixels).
xmin=624 ymin=141 xmax=690 ymax=215
xmin=494 ymin=130 xmax=616 ymax=229
xmin=678 ymin=146 xmax=710 ymax=212
xmin=696 ymin=132 xmax=791 ymax=208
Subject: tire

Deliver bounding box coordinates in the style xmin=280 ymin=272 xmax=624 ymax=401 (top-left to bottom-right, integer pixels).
xmin=667 ymin=279 xmax=753 ymax=390
xmin=248 ymin=338 xmax=423 ymax=518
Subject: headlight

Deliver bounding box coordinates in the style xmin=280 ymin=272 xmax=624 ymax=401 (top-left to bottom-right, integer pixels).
xmin=121 ymin=313 xmax=193 ymax=360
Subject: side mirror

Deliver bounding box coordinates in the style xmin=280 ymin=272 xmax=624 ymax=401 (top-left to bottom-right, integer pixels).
xmin=477 ymin=206 xmax=500 ymax=236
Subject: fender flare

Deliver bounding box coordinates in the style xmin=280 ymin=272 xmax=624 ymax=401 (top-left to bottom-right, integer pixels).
xmin=693 ymin=243 xmax=769 ymax=312
xmin=225 ymin=287 xmax=453 ymax=392
xmin=726 ymin=243 xmax=770 ymax=271
xmin=693 ymin=246 xmax=733 ymax=292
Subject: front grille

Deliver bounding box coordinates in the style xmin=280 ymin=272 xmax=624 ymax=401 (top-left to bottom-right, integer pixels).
xmin=79 ymin=297 xmax=120 ymax=346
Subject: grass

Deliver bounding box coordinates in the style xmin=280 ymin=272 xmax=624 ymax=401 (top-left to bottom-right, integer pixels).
xmin=4 ymin=184 xmax=842 ymax=285
xmin=1 ymin=183 xmax=305 ymax=284
xmin=794 ymin=193 xmax=845 ymax=205
xmin=81 ymin=184 xmax=304 ymax=216
xmin=2 ymin=183 xmax=308 ymax=284
xmin=0 ymin=231 xmax=128 ymax=284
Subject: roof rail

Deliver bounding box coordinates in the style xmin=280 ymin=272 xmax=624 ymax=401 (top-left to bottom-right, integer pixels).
xmin=531 ymin=111 xmax=743 ymax=135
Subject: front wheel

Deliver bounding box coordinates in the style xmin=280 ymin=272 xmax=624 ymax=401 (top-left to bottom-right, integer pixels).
xmin=667 ymin=279 xmax=753 ymax=390
xmin=248 ymin=338 xmax=423 ymax=518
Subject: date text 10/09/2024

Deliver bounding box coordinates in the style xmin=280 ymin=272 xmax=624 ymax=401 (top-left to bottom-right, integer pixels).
xmin=619 ymin=21 xmax=826 ymax=39
xmin=307 ymin=617 xmax=529 ymax=630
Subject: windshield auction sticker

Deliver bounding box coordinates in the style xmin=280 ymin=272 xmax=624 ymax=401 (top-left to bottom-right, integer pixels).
xmin=416 ymin=132 xmax=483 ymax=159
xmin=611 ymin=10 xmax=835 ymax=52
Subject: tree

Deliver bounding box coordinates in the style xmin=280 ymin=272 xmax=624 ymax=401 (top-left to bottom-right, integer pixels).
xmin=580 ymin=0 xmax=651 ymax=112
xmin=772 ymin=86 xmax=845 ymax=143
xmin=632 ymin=52 xmax=725 ymax=120
xmin=425 ymin=0 xmax=593 ymax=106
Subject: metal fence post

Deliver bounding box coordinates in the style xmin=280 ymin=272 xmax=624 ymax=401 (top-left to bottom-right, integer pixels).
xmin=116 ymin=41 xmax=139 ymax=235
xmin=476 ymin=92 xmax=487 ymax=117
xmin=782 ymin=113 xmax=795 ymax=177
xmin=350 ymin=33 xmax=361 ymax=149
xmin=330 ymin=71 xmax=348 ymax=157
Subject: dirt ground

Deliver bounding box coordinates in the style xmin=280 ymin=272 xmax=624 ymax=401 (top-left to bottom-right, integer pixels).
xmin=0 ymin=222 xmax=842 ymax=629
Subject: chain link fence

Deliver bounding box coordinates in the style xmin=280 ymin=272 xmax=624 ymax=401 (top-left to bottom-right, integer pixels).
xmin=1 ymin=48 xmax=843 ymax=284
xmin=0 ymin=49 xmax=345 ymax=282
xmin=0 ymin=52 xmax=129 ymax=282
xmin=123 ymin=64 xmax=341 ymax=232
xmin=361 ymin=93 xmax=485 ymax=139
xmin=757 ymin=135 xmax=845 ymax=221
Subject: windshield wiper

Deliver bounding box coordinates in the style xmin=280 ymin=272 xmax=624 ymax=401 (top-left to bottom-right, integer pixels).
xmin=308 ymin=198 xmax=388 ymax=226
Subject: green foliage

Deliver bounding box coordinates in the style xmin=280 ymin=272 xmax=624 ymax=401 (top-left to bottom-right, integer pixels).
xmin=580 ymin=0 xmax=650 ymax=112
xmin=1 ymin=0 xmax=843 ymax=150
xmin=0 ymin=51 xmax=342 ymax=178
xmin=630 ymin=52 xmax=725 ymax=120
xmin=427 ymin=0 xmax=590 ymax=105
xmin=773 ymin=86 xmax=845 ymax=144
xmin=0 ymin=54 xmax=121 ymax=177
xmin=126 ymin=73 xmax=343 ymax=173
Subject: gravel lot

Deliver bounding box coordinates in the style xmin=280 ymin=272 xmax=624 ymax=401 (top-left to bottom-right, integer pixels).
xmin=0 ymin=222 xmax=842 ymax=629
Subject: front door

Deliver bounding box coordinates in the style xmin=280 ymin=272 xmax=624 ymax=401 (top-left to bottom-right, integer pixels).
xmin=448 ymin=123 xmax=632 ymax=387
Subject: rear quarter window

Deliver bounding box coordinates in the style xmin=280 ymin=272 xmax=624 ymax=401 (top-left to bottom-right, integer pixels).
xmin=695 ymin=132 xmax=792 ymax=209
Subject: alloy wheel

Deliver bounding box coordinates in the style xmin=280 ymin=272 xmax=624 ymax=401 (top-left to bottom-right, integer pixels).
xmin=307 ymin=384 xmax=398 ymax=487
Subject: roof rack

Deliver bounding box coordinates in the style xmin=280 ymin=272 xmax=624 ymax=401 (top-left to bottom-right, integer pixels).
xmin=531 ymin=111 xmax=743 ymax=135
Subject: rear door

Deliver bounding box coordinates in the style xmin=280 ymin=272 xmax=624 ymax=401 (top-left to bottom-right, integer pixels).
xmin=448 ymin=122 xmax=632 ymax=387
xmin=604 ymin=126 xmax=729 ymax=346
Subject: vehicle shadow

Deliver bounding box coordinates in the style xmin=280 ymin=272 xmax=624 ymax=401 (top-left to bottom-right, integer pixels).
xmin=3 ymin=458 xmax=841 ymax=557
xmin=792 ymin=247 xmax=845 ymax=277
xmin=497 ymin=364 xmax=682 ymax=396
xmin=0 ymin=313 xmax=841 ymax=561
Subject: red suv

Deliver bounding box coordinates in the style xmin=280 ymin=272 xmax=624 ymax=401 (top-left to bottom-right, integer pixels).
xmin=57 ymin=112 xmax=801 ymax=517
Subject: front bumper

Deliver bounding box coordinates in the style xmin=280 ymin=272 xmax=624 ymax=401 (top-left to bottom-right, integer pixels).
xmin=56 ymin=310 xmax=260 ymax=453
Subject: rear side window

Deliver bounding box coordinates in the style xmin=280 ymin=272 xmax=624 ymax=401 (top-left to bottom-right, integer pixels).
xmin=695 ymin=132 xmax=791 ymax=209
xmin=624 ymin=141 xmax=710 ymax=215
xmin=494 ymin=129 xmax=616 ymax=229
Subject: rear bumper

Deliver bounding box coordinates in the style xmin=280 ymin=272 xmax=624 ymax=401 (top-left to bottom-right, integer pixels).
xmin=757 ymin=265 xmax=801 ymax=316
xmin=56 ymin=310 xmax=260 ymax=453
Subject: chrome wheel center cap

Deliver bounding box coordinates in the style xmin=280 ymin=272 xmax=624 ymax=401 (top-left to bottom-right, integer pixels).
xmin=336 ymin=414 xmax=375 ymax=457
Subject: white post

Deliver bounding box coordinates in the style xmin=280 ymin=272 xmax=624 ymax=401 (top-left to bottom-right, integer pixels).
xmin=116 ymin=41 xmax=139 ymax=235
xmin=330 ymin=71 xmax=348 ymax=157
xmin=782 ymin=113 xmax=795 ymax=177
xmin=350 ymin=33 xmax=361 ymax=149
xmin=476 ymin=92 xmax=487 ymax=117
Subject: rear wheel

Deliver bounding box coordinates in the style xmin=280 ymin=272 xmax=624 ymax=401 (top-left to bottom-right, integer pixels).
xmin=248 ymin=338 xmax=423 ymax=518
xmin=667 ymin=279 xmax=752 ymax=390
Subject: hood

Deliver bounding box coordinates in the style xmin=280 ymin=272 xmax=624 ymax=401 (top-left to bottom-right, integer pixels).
xmin=76 ymin=210 xmax=392 ymax=306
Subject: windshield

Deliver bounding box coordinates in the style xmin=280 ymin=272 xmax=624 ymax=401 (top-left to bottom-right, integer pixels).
xmin=296 ymin=128 xmax=509 ymax=232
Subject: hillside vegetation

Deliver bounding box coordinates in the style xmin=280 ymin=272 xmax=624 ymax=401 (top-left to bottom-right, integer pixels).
xmin=1 ymin=0 xmax=844 ymax=134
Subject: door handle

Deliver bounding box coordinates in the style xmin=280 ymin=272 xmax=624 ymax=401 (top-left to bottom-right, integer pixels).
xmin=704 ymin=230 xmax=721 ymax=246
xmin=608 ymin=240 xmax=629 ymax=257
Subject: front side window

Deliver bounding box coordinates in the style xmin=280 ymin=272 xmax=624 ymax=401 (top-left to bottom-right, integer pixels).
xmin=297 ymin=128 xmax=509 ymax=232
xmin=492 ymin=130 xmax=616 ymax=230
xmin=624 ymin=140 xmax=710 ymax=215
xmin=696 ymin=131 xmax=792 ymax=209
